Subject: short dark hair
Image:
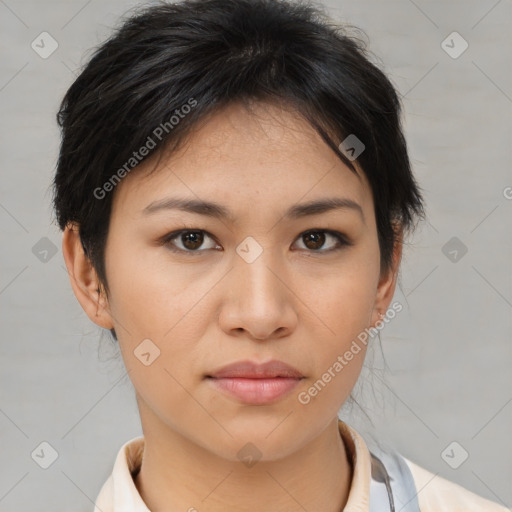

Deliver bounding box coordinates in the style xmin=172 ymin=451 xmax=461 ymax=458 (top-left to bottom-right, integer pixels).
xmin=53 ymin=0 xmax=425 ymax=298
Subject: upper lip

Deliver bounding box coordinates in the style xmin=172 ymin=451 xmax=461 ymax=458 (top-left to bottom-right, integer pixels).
xmin=207 ymin=359 xmax=304 ymax=379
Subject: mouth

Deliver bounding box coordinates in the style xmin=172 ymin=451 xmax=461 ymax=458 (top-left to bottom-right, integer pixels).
xmin=206 ymin=376 xmax=303 ymax=405
xmin=205 ymin=359 xmax=305 ymax=405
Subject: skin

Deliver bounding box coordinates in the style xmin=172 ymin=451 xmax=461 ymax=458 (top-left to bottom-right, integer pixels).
xmin=62 ymin=100 xmax=402 ymax=512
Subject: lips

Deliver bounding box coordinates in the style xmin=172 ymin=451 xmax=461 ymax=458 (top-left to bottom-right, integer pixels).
xmin=206 ymin=359 xmax=304 ymax=379
xmin=206 ymin=360 xmax=305 ymax=405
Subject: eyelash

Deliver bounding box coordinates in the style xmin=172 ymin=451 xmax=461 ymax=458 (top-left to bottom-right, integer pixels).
xmin=159 ymin=228 xmax=352 ymax=256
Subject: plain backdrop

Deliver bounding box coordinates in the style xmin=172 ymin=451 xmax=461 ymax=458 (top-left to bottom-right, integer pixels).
xmin=1 ymin=0 xmax=511 ymax=510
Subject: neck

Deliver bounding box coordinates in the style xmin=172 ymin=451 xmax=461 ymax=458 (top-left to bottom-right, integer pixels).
xmin=134 ymin=412 xmax=353 ymax=512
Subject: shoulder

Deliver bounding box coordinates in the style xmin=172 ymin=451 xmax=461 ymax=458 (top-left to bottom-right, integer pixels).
xmin=93 ymin=436 xmax=147 ymax=512
xmin=403 ymin=457 xmax=510 ymax=512
xmin=93 ymin=474 xmax=113 ymax=512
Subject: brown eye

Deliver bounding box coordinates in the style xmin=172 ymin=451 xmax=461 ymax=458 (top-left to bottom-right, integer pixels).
xmin=302 ymin=231 xmax=326 ymax=250
xmin=163 ymin=229 xmax=219 ymax=254
xmin=295 ymin=230 xmax=351 ymax=253
xmin=180 ymin=231 xmax=204 ymax=250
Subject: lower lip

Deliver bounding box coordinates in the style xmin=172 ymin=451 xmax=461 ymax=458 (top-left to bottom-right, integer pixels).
xmin=207 ymin=377 xmax=302 ymax=405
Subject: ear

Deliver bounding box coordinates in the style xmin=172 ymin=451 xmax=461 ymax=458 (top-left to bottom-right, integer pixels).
xmin=61 ymin=223 xmax=113 ymax=330
xmin=369 ymin=224 xmax=403 ymax=328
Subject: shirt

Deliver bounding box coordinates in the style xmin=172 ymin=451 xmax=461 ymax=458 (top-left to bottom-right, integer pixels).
xmin=93 ymin=419 xmax=509 ymax=511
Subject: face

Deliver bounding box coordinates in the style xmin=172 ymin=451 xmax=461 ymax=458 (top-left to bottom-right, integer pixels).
xmin=71 ymin=101 xmax=399 ymax=461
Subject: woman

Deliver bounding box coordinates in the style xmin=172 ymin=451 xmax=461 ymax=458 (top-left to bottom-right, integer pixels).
xmin=52 ymin=0 xmax=508 ymax=510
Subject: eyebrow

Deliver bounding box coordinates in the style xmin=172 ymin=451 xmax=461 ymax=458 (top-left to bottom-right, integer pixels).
xmin=142 ymin=196 xmax=365 ymax=223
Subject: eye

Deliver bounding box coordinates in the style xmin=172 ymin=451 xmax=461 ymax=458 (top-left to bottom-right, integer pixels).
xmin=162 ymin=229 xmax=220 ymax=254
xmin=294 ymin=229 xmax=351 ymax=253
xmin=160 ymin=228 xmax=351 ymax=255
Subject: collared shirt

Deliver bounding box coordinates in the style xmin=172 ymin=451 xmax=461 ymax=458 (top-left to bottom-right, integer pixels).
xmin=93 ymin=420 xmax=509 ymax=511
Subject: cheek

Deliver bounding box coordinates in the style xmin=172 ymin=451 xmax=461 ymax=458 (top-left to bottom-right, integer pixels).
xmin=105 ymin=228 xmax=379 ymax=371
xmin=304 ymin=247 xmax=380 ymax=387
xmin=306 ymin=251 xmax=380 ymax=336
xmin=106 ymin=231 xmax=380 ymax=358
xmin=105 ymin=241 xmax=209 ymax=341
xmin=105 ymin=253 xmax=208 ymax=417
xmin=104 ymin=244 xmax=217 ymax=394
xmin=296 ymin=278 xmax=374 ymax=414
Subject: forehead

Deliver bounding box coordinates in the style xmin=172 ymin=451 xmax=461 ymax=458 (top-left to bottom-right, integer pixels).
xmin=110 ymin=101 xmax=373 ymax=220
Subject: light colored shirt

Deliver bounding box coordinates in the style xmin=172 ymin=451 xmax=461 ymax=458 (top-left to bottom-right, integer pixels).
xmin=94 ymin=420 xmax=509 ymax=511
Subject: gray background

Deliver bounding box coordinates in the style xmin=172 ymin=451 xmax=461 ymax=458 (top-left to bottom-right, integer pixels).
xmin=1 ymin=0 xmax=511 ymax=510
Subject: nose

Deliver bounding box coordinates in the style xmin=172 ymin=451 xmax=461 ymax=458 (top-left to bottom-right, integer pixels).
xmin=218 ymin=247 xmax=298 ymax=341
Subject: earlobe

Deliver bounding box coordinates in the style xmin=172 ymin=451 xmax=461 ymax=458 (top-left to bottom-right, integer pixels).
xmin=61 ymin=223 xmax=114 ymax=330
